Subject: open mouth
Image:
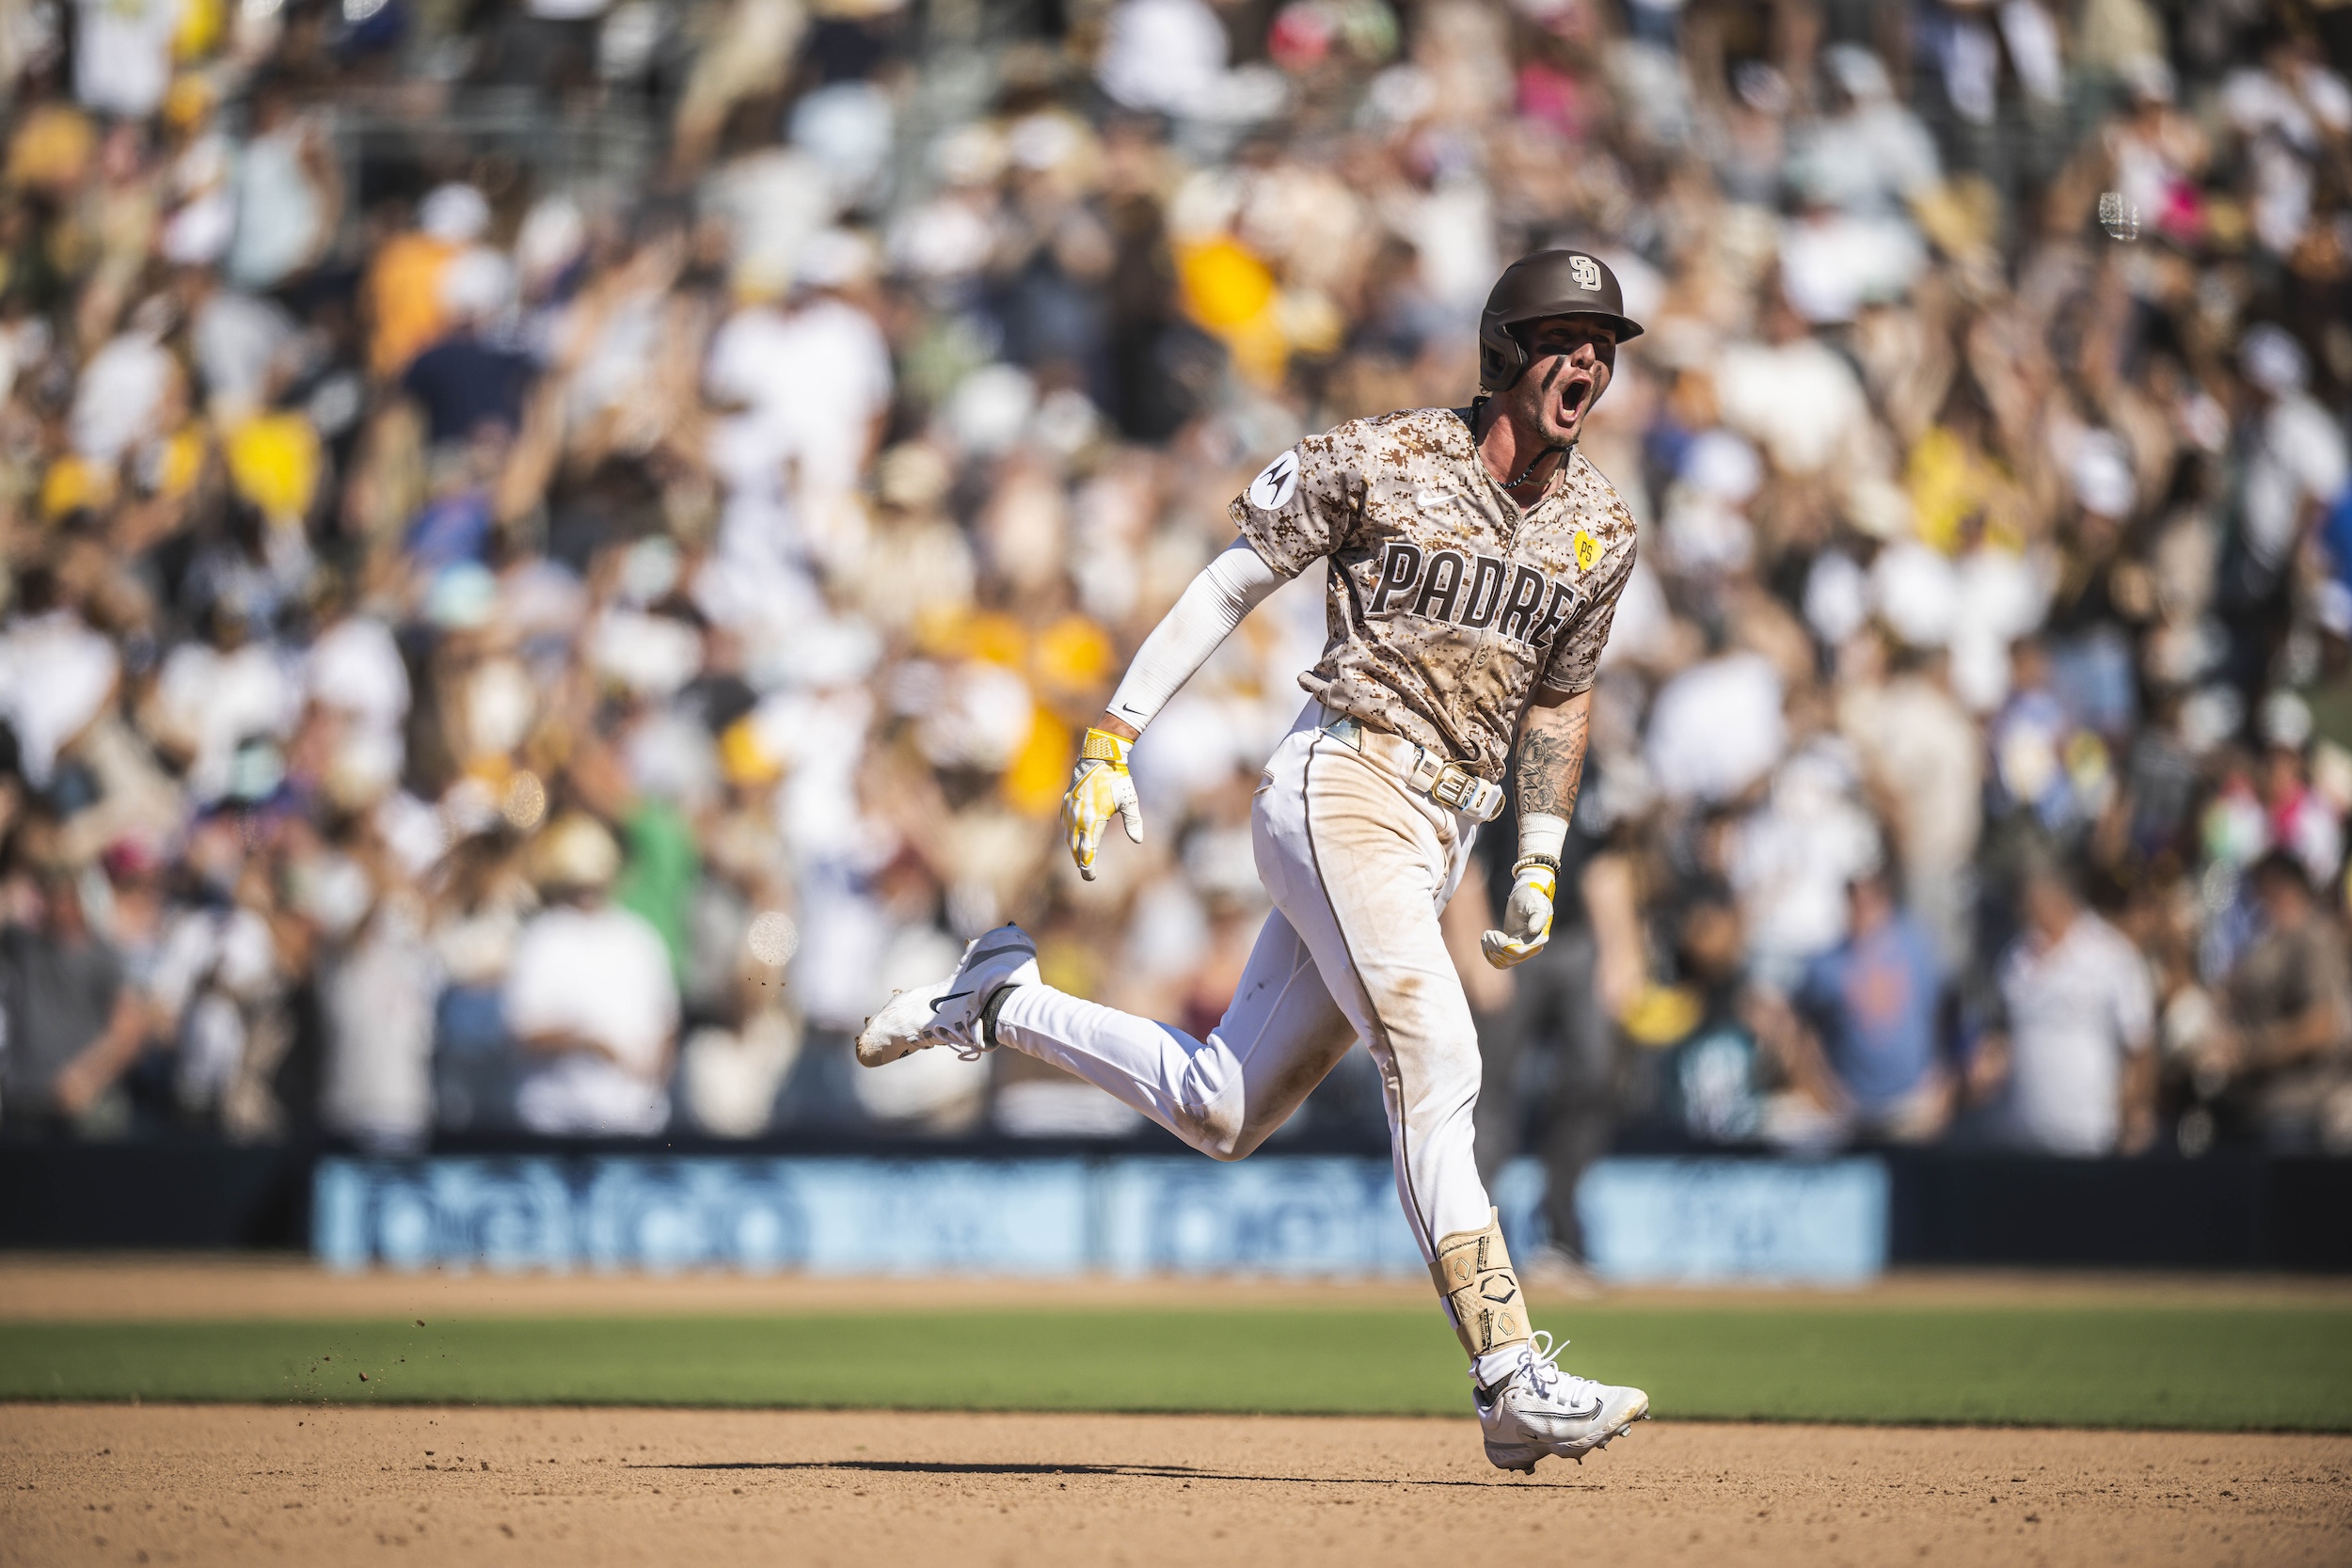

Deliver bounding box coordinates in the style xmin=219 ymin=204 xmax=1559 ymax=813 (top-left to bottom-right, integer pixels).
xmin=1552 ymin=372 xmax=1595 ymax=430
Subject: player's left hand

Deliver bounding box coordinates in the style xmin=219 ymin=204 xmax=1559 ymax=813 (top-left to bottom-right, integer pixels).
xmin=1481 ymin=861 xmax=1557 ymax=968
xmin=1063 ymin=728 xmax=1143 ymax=881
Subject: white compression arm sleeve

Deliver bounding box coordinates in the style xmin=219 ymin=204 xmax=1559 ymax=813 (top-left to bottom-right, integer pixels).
xmin=1104 ymin=538 xmax=1287 ymax=731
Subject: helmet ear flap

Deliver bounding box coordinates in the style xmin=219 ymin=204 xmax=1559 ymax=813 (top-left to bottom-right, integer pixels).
xmin=1478 ymin=324 xmax=1527 ymax=393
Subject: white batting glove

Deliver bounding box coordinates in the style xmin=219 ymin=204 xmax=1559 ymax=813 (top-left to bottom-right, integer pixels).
xmin=1482 ymin=859 xmax=1558 ymax=969
xmin=1063 ymin=728 xmax=1143 ymax=881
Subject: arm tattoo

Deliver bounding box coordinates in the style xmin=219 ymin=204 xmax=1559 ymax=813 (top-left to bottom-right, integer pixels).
xmin=1513 ymin=699 xmax=1590 ymax=822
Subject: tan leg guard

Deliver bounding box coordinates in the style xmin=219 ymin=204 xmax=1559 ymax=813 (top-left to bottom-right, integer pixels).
xmin=1429 ymin=1208 xmax=1529 ymax=1359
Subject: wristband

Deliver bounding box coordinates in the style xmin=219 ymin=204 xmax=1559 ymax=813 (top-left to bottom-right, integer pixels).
xmin=1081 ymin=728 xmax=1132 ymax=768
xmin=1516 ymin=812 xmax=1568 ymax=864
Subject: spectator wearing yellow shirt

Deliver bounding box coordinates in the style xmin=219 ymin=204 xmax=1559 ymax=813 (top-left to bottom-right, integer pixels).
xmin=362 ymin=183 xmax=489 ymax=379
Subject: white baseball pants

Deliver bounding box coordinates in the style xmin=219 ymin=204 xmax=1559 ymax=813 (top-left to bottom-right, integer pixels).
xmin=993 ymin=702 xmax=1495 ymax=1258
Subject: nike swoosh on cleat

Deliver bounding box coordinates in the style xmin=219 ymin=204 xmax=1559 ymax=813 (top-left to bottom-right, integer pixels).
xmin=926 ymin=942 xmax=1030 ymax=1015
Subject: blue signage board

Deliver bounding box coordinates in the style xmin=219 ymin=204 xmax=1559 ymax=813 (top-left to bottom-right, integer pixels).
xmin=1577 ymin=1157 xmax=1891 ymax=1284
xmin=315 ymin=1154 xmax=1888 ymax=1283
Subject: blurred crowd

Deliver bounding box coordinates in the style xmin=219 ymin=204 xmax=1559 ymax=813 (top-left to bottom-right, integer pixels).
xmin=0 ymin=0 xmax=2347 ymax=1204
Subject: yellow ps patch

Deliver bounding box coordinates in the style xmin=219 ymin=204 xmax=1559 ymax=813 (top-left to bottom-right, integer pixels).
xmin=1573 ymin=530 xmax=1600 ymax=572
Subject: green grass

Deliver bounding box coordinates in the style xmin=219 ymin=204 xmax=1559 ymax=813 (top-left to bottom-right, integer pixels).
xmin=2 ymin=1306 xmax=2347 ymax=1430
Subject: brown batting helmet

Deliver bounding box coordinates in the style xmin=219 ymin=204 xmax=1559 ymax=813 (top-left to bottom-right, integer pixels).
xmin=1478 ymin=249 xmax=1644 ymax=392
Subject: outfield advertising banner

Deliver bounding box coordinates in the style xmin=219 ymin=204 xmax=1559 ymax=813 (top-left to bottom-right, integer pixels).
xmin=311 ymin=1157 xmax=1099 ymax=1275
xmin=1575 ymin=1157 xmax=1889 ymax=1284
xmin=313 ymin=1154 xmax=1888 ymax=1282
xmin=1095 ymin=1158 xmax=1427 ymax=1275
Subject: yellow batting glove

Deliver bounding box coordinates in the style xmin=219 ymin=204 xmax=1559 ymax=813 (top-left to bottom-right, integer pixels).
xmin=1063 ymin=728 xmax=1143 ymax=881
xmin=1481 ymin=859 xmax=1558 ymax=968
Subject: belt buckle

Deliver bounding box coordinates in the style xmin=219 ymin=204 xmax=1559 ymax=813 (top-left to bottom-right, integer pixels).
xmin=1428 ymin=763 xmax=1483 ymax=814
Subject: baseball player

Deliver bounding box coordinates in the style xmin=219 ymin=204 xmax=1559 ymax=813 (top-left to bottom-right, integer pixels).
xmin=858 ymin=251 xmax=1648 ymax=1470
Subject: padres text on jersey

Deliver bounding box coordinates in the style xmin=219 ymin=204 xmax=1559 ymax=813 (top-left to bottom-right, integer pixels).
xmin=1230 ymin=406 xmax=1638 ymax=781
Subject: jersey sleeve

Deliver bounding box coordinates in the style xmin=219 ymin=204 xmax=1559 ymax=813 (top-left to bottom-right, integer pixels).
xmin=1228 ymin=428 xmax=1359 ymax=577
xmin=1539 ymin=525 xmax=1637 ymax=695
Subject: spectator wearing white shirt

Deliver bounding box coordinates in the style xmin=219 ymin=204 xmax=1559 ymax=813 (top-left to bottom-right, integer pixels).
xmin=1974 ymin=862 xmax=2156 ymax=1156
xmin=72 ymin=0 xmax=179 ymax=120
xmin=145 ymin=600 xmax=301 ymax=805
xmin=2237 ymin=325 xmax=2349 ymax=585
xmin=225 ymin=86 xmax=341 ymax=293
xmin=700 ymin=236 xmax=893 ymax=599
xmin=1786 ymin=44 xmax=1943 ymax=218
xmin=0 ymin=568 xmax=119 ymax=791
xmin=305 ymin=611 xmax=412 ymax=748
xmin=1096 ymin=0 xmax=1231 ymax=118
xmin=504 ymin=814 xmax=678 ymax=1137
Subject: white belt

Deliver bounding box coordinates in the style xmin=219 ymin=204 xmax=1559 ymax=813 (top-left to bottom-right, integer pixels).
xmin=1318 ymin=714 xmax=1507 ymax=823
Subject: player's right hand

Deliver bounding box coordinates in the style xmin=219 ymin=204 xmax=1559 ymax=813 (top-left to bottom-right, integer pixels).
xmin=1481 ymin=861 xmax=1557 ymax=968
xmin=1063 ymin=727 xmax=1143 ymax=881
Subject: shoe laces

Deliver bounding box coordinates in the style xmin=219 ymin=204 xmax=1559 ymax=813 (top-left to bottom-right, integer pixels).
xmin=1513 ymin=1331 xmax=1602 ymax=1411
xmin=920 ymin=994 xmax=988 ymax=1061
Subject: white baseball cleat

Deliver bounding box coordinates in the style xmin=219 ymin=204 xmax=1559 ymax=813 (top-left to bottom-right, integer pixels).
xmin=1474 ymin=1332 xmax=1649 ymax=1472
xmin=855 ymin=925 xmax=1039 ymax=1067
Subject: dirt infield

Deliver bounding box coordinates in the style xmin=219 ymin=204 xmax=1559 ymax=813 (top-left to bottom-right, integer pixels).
xmin=3 ymin=1404 xmax=2346 ymax=1568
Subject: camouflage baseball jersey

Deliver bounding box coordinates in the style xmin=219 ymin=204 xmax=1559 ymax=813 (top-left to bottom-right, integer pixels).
xmin=1230 ymin=405 xmax=1638 ymax=782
